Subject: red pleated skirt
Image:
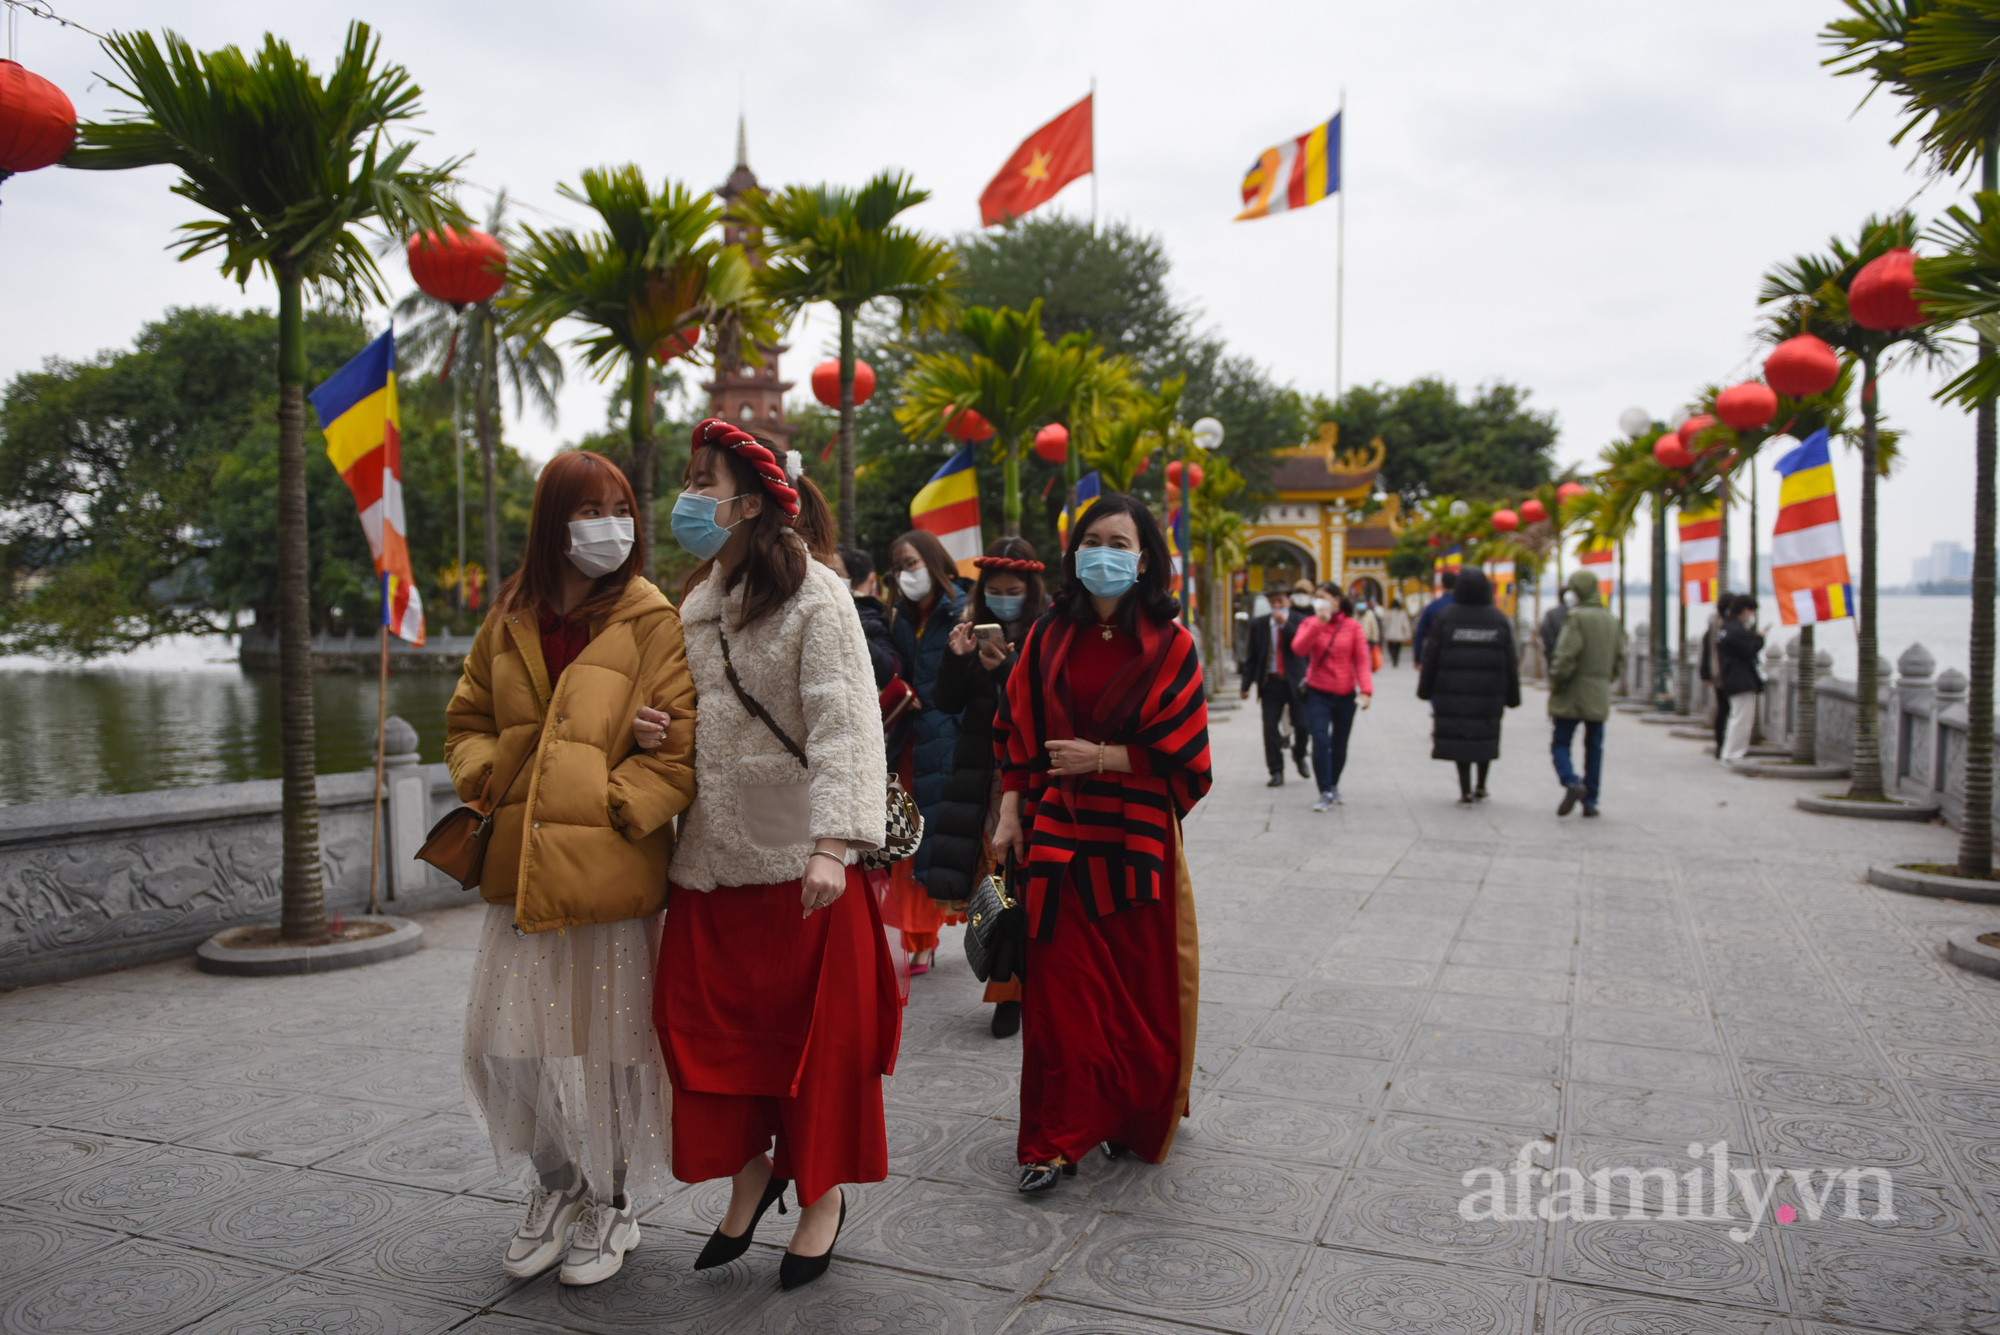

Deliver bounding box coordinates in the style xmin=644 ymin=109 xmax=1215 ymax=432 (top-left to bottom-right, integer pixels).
xmin=654 ymin=867 xmax=903 ymax=1204
xmin=1017 ymin=845 xmax=1199 ymax=1166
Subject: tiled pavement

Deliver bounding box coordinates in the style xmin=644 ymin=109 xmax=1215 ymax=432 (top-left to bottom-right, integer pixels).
xmin=4 ymin=668 xmax=2000 ymax=1333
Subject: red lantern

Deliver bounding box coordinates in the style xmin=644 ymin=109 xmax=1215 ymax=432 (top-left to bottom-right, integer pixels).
xmin=945 ymin=406 xmax=994 ymax=442
xmin=1033 ymin=423 xmax=1069 ymax=464
xmin=1677 ymin=414 xmax=1717 ymax=453
xmin=1763 ymin=334 xmax=1840 ymax=399
xmin=1164 ymin=460 xmax=1205 ymax=491
xmin=652 ymin=326 xmax=701 ymax=362
xmin=810 ymin=359 xmax=875 ymax=408
xmin=407 ymin=227 xmax=507 ymax=308
xmin=1849 ymin=247 xmax=1923 ymax=332
xmin=1654 ymin=436 xmax=1694 ymax=469
xmin=1132 ymin=454 xmax=1151 ymax=476
xmin=1491 ymin=508 xmax=1519 ymax=533
xmin=1715 ymin=382 xmax=1778 ymax=432
xmin=0 ymin=60 xmax=76 ymax=192
xmin=1556 ymin=481 xmax=1587 ymax=504
xmin=1520 ymin=497 xmax=1548 ymax=525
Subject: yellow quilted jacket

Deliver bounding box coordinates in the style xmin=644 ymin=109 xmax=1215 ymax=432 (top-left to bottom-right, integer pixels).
xmin=443 ymin=577 xmax=697 ymax=932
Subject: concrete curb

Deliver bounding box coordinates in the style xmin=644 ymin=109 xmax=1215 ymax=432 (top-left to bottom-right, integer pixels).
xmin=1798 ymin=793 xmax=1941 ymax=821
xmin=1669 ymin=727 xmax=1713 ymax=741
xmin=1867 ymin=863 xmax=2000 ymax=904
xmin=1729 ymin=760 xmax=1852 ymax=780
xmin=1946 ymin=929 xmax=2000 ymax=979
xmin=1638 ymin=714 xmax=1701 ymax=726
xmin=196 ymin=916 xmax=423 ymax=976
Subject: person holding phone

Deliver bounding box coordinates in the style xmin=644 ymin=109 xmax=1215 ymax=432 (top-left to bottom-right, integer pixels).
xmin=929 ymin=537 xmax=1047 ymax=1039
xmin=1716 ymin=595 xmax=1766 ymax=766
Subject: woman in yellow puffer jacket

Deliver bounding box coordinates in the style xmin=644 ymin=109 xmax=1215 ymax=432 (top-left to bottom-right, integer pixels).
xmin=445 ymin=450 xmax=696 ymax=1288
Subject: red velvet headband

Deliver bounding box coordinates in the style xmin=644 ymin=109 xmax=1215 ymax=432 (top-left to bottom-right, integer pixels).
xmin=691 ymin=418 xmax=800 ymax=520
xmin=973 ymin=556 xmax=1044 ymax=573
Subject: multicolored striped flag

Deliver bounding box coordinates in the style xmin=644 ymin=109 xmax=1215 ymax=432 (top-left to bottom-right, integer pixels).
xmin=309 ymin=330 xmax=424 ymax=644
xmin=1678 ymin=502 xmax=1720 ymax=607
xmin=909 ymin=445 xmax=982 ymax=576
xmin=1578 ymin=536 xmax=1617 ymax=601
xmin=1487 ymin=559 xmax=1516 ymax=615
xmin=1056 ymin=469 xmax=1101 ymax=544
xmin=1771 ymin=430 xmax=1853 ymax=625
xmin=1235 ymin=113 xmax=1341 ymax=221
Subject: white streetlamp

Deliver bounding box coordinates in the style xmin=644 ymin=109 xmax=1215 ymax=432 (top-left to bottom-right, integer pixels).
xmin=1619 ymin=406 xmax=1652 ymax=438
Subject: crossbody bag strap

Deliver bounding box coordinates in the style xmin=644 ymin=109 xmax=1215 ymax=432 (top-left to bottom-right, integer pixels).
xmin=477 ymin=728 xmax=542 ymax=819
xmin=716 ymin=623 xmax=808 ymax=769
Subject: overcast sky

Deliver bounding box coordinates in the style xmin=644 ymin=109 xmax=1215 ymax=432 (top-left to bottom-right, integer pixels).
xmin=0 ymin=0 xmax=1983 ymax=588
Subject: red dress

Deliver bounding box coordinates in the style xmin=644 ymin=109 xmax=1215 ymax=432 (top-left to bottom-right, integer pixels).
xmin=1001 ymin=616 xmax=1209 ymax=1167
xmin=654 ymin=869 xmax=903 ymax=1205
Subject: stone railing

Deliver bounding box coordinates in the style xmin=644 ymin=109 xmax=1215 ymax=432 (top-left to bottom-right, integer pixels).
xmin=237 ymin=627 xmax=477 ymax=673
xmin=0 ymin=717 xmax=468 ymax=988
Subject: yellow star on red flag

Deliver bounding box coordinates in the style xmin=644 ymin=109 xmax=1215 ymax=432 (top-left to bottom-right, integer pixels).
xmin=1021 ymin=149 xmax=1052 ymax=183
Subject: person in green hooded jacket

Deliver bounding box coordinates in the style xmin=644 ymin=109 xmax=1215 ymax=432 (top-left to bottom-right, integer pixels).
xmin=1549 ymin=568 xmax=1624 ymax=817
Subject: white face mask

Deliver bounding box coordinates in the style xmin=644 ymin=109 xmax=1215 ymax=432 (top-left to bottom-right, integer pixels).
xmin=567 ymin=516 xmax=634 ymax=578
xmin=1290 ymin=594 xmax=1312 ymax=609
xmin=1313 ymin=597 xmax=1336 ymax=616
xmin=899 ymin=567 xmax=934 ymax=601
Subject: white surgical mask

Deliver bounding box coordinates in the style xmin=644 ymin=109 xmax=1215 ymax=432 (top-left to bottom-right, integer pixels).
xmin=1290 ymin=594 xmax=1312 ymax=609
xmin=567 ymin=517 xmax=634 ymax=578
xmin=899 ymin=568 xmax=934 ymax=601
xmin=1313 ymin=597 xmax=1336 ymax=616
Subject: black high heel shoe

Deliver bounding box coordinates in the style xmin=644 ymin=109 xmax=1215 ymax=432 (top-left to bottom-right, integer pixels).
xmin=1102 ymin=1141 xmax=1129 ymax=1160
xmin=1017 ymin=1161 xmax=1077 ymax=1193
xmin=777 ymin=1186 xmax=846 ymax=1290
xmin=693 ymin=1172 xmax=789 ymax=1270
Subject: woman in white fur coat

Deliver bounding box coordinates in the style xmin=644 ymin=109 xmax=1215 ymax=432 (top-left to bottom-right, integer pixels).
xmin=637 ymin=418 xmax=898 ymax=1292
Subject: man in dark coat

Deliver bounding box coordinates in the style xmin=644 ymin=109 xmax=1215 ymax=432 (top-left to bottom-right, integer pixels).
xmin=1416 ymin=568 xmax=1521 ymax=803
xmin=1715 ymin=596 xmax=1766 ymax=766
xmin=1412 ymin=570 xmax=1458 ymax=663
xmin=838 ymin=545 xmax=900 ymax=690
xmin=1240 ymin=582 xmax=1312 ymax=785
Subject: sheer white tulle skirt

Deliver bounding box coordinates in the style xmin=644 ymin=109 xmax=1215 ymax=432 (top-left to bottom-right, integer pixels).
xmin=461 ymin=904 xmax=672 ymax=1207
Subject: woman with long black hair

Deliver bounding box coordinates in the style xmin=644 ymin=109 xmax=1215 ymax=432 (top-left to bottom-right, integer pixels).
xmin=993 ymin=492 xmax=1211 ymax=1191
xmin=1416 ymin=566 xmax=1521 ymax=804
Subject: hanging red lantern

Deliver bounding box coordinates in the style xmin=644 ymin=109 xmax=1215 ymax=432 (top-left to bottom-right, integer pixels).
xmin=0 ymin=60 xmax=76 ymax=194
xmin=1033 ymin=423 xmax=1069 ymax=464
xmin=407 ymin=227 xmax=507 ymax=308
xmin=1164 ymin=460 xmax=1205 ymax=491
xmin=1715 ymin=381 xmax=1778 ymax=432
xmin=945 ymin=406 xmax=994 ymax=442
xmin=652 ymin=326 xmax=701 ymax=362
xmin=810 ymin=359 xmax=875 ymax=408
xmin=1677 ymin=414 xmax=1717 ymax=453
xmin=1849 ymin=247 xmax=1923 ymax=332
xmin=1520 ymin=497 xmax=1548 ymax=525
xmin=1654 ymin=435 xmax=1694 ymax=469
xmin=1556 ymin=481 xmax=1587 ymax=504
xmin=1428 ymin=535 xmax=1441 ymax=548
xmin=1491 ymin=508 xmax=1519 ymax=533
xmin=1763 ymin=334 xmax=1840 ymax=399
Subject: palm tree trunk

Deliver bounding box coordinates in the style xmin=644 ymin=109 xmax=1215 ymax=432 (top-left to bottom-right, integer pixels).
xmin=1793 ymin=623 xmax=1818 ymax=765
xmin=1652 ymin=493 xmax=1672 ymax=710
xmin=1002 ymin=434 xmax=1022 ymax=537
xmin=1962 ymin=142 xmax=1998 ymax=876
xmin=629 ymin=355 xmax=655 ymax=574
xmin=476 ymin=307 xmax=501 ymax=594
xmin=1849 ymin=351 xmax=1885 ymax=800
xmin=1716 ymin=476 xmax=1732 ymax=604
xmin=274 ymin=271 xmax=326 ymax=944
xmin=838 ymin=308 xmax=857 ymax=543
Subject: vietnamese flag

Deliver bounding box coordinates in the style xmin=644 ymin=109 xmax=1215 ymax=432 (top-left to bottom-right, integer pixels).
xmin=979 ymin=93 xmax=1093 ymax=226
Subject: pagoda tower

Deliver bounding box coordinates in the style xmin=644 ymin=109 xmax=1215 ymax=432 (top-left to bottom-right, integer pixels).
xmin=703 ymin=117 xmax=796 ymax=450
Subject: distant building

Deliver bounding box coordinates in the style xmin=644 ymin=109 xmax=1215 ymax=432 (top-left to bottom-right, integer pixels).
xmin=1236 ymin=424 xmax=1412 ymax=607
xmin=702 ymin=117 xmax=796 ymax=451
xmin=1913 ymin=541 xmax=1970 ymax=588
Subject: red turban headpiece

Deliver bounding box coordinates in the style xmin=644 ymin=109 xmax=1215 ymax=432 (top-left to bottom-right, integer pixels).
xmin=691 ymin=418 xmax=800 ymax=520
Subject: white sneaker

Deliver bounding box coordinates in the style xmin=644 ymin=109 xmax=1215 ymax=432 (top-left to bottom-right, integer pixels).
xmin=559 ymin=1197 xmax=640 ymax=1286
xmin=1328 ymin=788 xmax=1344 ymax=805
xmin=1312 ymin=793 xmax=1333 ymax=813
xmin=505 ymin=1181 xmax=588 ymax=1278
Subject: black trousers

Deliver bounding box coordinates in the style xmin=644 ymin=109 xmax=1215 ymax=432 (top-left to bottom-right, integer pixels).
xmin=1260 ymin=681 xmax=1307 ymax=776
xmin=1455 ymin=760 xmax=1491 ymax=796
xmin=1386 ymin=642 xmax=1403 ymax=666
xmin=1712 ymin=691 xmax=1729 ymax=755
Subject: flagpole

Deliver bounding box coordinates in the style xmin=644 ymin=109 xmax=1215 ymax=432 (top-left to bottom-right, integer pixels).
xmin=1089 ymin=74 xmax=1098 ymax=234
xmin=368 ymin=608 xmax=389 ymax=917
xmin=1335 ymin=86 xmax=1346 ymax=404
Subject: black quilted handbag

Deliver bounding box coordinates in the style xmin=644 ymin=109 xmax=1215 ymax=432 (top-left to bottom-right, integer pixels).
xmin=963 ymin=857 xmax=1027 ymax=984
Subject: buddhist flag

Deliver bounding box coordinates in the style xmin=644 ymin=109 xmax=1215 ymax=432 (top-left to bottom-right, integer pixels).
xmin=1056 ymin=469 xmax=1101 ymax=544
xmin=1236 ymin=113 xmax=1341 ymax=221
xmin=1771 ymin=430 xmax=1853 ymax=625
xmin=980 ymin=93 xmax=1093 ymax=226
xmin=1579 ymin=536 xmax=1617 ymax=601
xmin=910 ymin=445 xmax=982 ymax=576
xmin=1678 ymin=502 xmax=1720 ymax=607
xmin=1488 ymin=559 xmax=1516 ymax=615
xmin=310 ymin=331 xmax=424 ymax=644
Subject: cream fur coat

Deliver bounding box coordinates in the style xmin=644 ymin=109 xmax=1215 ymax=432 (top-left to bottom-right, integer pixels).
xmin=669 ymin=554 xmax=887 ymax=891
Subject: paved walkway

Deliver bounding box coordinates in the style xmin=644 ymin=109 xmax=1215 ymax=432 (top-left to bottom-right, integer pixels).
xmin=3 ymin=665 xmax=1999 ymax=1334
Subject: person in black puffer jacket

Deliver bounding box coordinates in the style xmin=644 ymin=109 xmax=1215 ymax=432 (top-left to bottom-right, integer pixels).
xmin=1417 ymin=567 xmax=1521 ymax=803
xmin=837 ymin=545 xmax=900 ymax=690
xmin=928 ymin=537 xmax=1046 ymax=1038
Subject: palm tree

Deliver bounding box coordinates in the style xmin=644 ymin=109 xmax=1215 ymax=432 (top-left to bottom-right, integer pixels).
xmin=1760 ymin=215 xmax=1948 ymax=801
xmin=895 ymin=301 xmax=1102 ymax=536
xmin=506 ymin=168 xmax=769 ymax=565
xmin=738 ymin=172 xmax=959 ymax=540
xmin=1079 ymin=376 xmax=1181 ymax=493
xmin=395 ymin=192 xmax=563 ymax=601
xmin=65 ymin=24 xmax=460 ymax=944
xmin=1829 ymin=0 xmax=2000 ymax=870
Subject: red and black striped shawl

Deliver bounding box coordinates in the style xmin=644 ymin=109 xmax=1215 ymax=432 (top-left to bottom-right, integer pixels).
xmin=995 ymin=610 xmax=1212 ymax=939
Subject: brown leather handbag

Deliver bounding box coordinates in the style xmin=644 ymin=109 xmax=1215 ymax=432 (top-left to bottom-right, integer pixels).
xmin=416 ymin=734 xmax=541 ymax=890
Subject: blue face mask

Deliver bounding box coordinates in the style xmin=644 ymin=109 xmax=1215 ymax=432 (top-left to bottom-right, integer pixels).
xmin=670 ymin=492 xmax=741 ymax=560
xmin=985 ymin=593 xmax=1026 ymax=623
xmin=1076 ymin=546 xmax=1140 ymax=599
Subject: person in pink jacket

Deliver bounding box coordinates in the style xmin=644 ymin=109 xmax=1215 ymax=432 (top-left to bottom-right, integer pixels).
xmin=1288 ymin=585 xmax=1373 ymax=811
